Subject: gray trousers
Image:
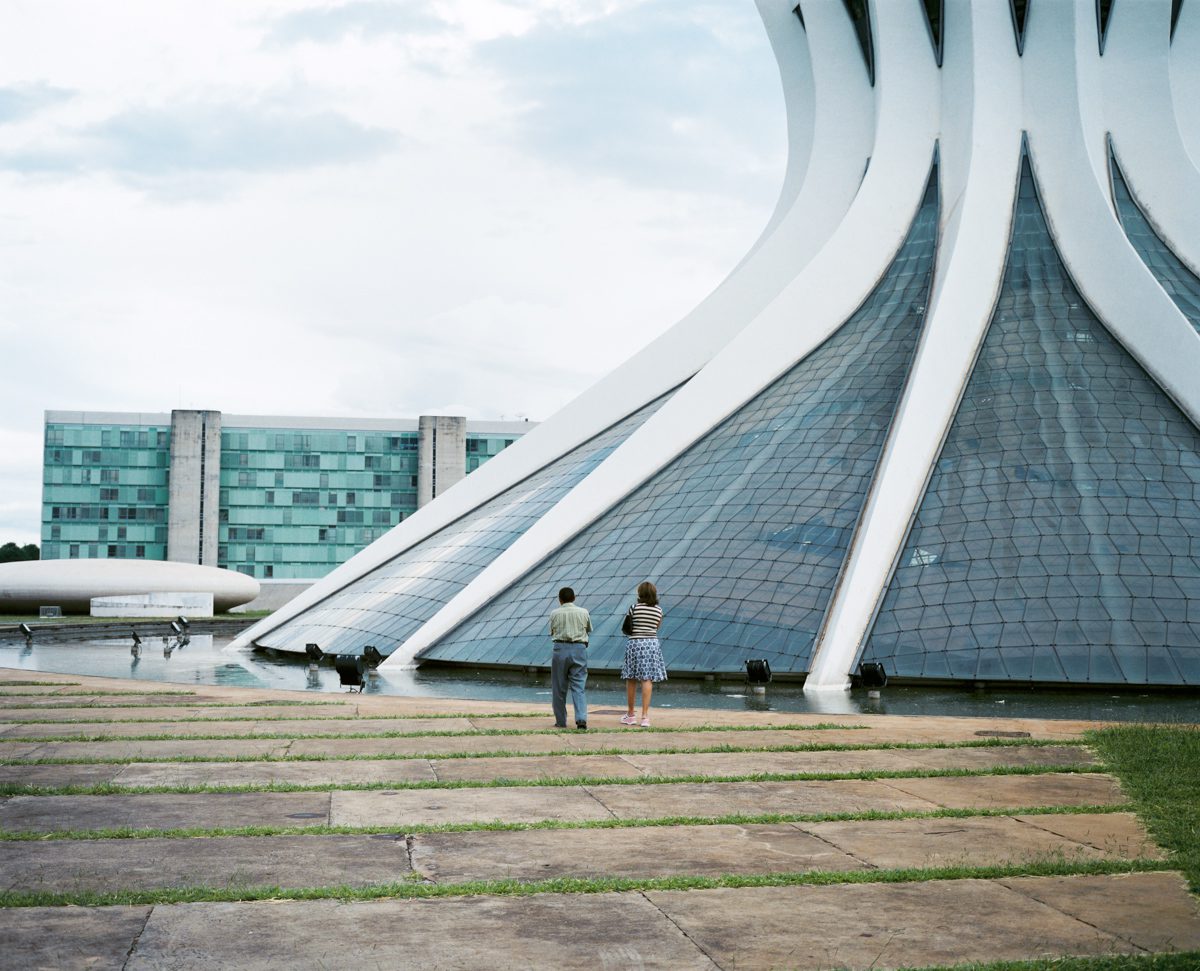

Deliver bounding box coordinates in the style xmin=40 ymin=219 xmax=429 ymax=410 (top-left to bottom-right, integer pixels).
xmin=550 ymin=642 xmax=588 ymax=726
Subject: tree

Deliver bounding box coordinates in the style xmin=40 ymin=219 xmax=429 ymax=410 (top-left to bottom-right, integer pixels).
xmin=0 ymin=543 xmax=39 ymax=563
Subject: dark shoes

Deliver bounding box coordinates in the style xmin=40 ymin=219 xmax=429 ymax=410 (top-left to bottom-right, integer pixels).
xmin=576 ymin=722 xmax=588 ymax=731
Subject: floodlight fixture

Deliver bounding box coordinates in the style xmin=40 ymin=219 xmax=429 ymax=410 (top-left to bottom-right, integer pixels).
xmin=170 ymin=621 xmax=183 ymax=635
xmin=362 ymin=645 xmax=383 ymax=669
xmin=745 ymin=659 xmax=772 ymax=685
xmin=176 ymin=616 xmax=190 ymax=629
xmin=305 ymin=643 xmax=324 ymax=664
xmin=334 ymin=654 xmax=366 ymax=692
xmin=857 ymin=662 xmax=888 ymax=689
xmin=18 ymin=623 xmax=33 ymax=643
xmin=131 ymin=630 xmax=142 ymax=647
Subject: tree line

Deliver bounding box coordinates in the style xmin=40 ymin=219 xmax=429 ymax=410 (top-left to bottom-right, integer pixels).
xmin=0 ymin=543 xmax=40 ymax=563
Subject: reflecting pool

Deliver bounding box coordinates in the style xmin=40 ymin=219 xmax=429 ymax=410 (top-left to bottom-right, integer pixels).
xmin=0 ymin=634 xmax=1197 ymax=722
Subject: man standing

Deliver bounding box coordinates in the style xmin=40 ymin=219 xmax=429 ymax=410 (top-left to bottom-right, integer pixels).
xmin=549 ymin=586 xmax=591 ymax=730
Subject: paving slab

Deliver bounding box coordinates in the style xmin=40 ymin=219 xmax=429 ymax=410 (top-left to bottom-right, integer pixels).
xmin=0 ymin=738 xmax=292 ymax=761
xmin=0 ymin=791 xmax=332 ymax=834
xmin=882 ymin=771 xmax=1126 ymax=809
xmin=618 ymin=748 xmax=927 ymax=777
xmin=1014 ymin=811 xmax=1167 ymax=859
xmin=641 ymin=778 xmax=944 ymax=820
xmin=110 ymin=758 xmax=437 ymax=787
xmin=801 ymin=813 xmax=1156 ymax=870
xmin=0 ymin=906 xmax=152 ymax=971
xmin=0 ymin=692 xmax=200 ymax=707
xmin=331 ymin=785 xmax=613 ymax=827
xmin=0 ymin=703 xmax=353 ymax=722
xmin=0 ymin=762 xmax=124 ymax=788
xmin=588 ymin=778 xmax=936 ymax=821
xmin=1000 ymin=871 xmax=1200 ymax=952
xmin=645 ymin=877 xmax=1145 ymax=969
xmin=430 ymin=753 xmax=647 ymax=782
xmin=410 ymin=822 xmax=864 ymax=883
xmin=122 ymin=895 xmax=718 ymax=971
xmin=895 ymin=743 xmax=1098 ymax=770
xmin=559 ymin=727 xmax=879 ymax=752
xmin=617 ymin=745 xmax=1094 ymax=778
xmin=0 ymin=834 xmax=413 ymax=893
xmin=287 ymin=731 xmax=572 ymax=758
xmin=0 ymin=716 xmax=479 ymax=739
xmin=331 ymin=778 xmax=946 ymax=828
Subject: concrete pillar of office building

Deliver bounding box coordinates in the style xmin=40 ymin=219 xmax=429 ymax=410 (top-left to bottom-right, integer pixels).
xmin=418 ymin=415 xmax=466 ymax=507
xmin=167 ymin=410 xmax=222 ymax=566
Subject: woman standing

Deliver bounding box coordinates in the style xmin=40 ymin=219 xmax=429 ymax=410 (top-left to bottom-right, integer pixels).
xmin=620 ymin=581 xmax=667 ymax=727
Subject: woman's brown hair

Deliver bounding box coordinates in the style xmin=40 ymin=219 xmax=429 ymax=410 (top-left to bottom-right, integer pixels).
xmin=637 ymin=581 xmax=658 ymax=606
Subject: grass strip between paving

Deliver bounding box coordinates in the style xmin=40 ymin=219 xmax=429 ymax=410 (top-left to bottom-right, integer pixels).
xmin=0 ymin=737 xmax=1080 ymax=765
xmin=0 ymin=856 xmax=1170 ymax=909
xmin=0 ymin=803 xmax=1125 ymax=842
xmin=0 ymin=700 xmax=352 ymax=713
xmin=1088 ymin=724 xmax=1200 ymax=893
xmin=0 ymin=762 xmax=1103 ymax=797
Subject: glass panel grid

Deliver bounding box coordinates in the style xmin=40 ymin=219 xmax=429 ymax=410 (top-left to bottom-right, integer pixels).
xmin=420 ymin=169 xmax=939 ymax=674
xmin=257 ymin=394 xmax=676 ymax=654
xmin=863 ymin=153 xmax=1200 ymax=686
xmin=1110 ymin=151 xmax=1200 ymax=336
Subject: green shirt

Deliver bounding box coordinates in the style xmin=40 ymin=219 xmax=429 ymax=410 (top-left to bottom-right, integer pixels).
xmin=549 ymin=602 xmax=592 ymax=644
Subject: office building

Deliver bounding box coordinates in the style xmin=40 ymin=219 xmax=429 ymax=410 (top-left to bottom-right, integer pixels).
xmin=42 ymin=411 xmax=531 ymax=580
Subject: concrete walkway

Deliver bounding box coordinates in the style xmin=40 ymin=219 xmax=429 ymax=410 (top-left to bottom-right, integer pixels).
xmin=1 ymin=667 xmax=1197 ymax=970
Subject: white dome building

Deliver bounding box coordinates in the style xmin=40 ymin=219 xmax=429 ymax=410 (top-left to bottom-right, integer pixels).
xmin=0 ymin=559 xmax=260 ymax=614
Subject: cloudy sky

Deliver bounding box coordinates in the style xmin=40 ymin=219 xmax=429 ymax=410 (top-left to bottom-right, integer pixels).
xmin=0 ymin=0 xmax=786 ymax=546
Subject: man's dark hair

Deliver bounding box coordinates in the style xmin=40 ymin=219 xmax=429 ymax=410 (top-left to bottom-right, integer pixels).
xmin=558 ymin=587 xmax=575 ymax=603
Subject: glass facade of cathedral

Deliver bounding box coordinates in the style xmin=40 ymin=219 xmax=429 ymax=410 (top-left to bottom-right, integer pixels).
xmin=254 ymin=148 xmax=1200 ymax=687
xmin=861 ymin=154 xmax=1200 ymax=686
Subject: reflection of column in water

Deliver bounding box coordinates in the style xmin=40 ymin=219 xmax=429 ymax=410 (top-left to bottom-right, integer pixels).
xmin=801 ymin=689 xmax=861 ymax=717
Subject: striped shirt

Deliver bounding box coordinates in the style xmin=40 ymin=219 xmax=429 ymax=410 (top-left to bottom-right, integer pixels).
xmin=627 ymin=602 xmax=663 ymax=638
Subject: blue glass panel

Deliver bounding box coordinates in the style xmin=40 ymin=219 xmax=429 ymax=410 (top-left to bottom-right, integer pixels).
xmin=257 ymin=393 xmax=674 ymax=655
xmin=864 ymin=150 xmax=1200 ymax=686
xmin=422 ymin=165 xmax=940 ymax=673
xmin=1111 ymin=151 xmax=1200 ymax=335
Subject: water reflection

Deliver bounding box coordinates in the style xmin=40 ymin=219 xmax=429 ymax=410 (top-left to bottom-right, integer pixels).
xmin=0 ymin=633 xmax=1196 ymax=722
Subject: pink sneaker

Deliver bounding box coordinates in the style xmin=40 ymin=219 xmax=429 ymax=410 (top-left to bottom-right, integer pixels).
xmin=640 ymin=718 xmax=651 ymax=728
xmin=619 ymin=714 xmax=638 ymax=725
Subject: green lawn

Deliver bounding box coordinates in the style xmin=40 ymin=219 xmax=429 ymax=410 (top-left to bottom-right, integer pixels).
xmin=1088 ymin=724 xmax=1200 ymax=893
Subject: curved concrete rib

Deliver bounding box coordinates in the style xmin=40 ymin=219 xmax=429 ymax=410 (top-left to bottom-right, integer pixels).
xmin=1170 ymin=0 xmax=1200 ymax=167
xmin=1025 ymin=0 xmax=1200 ymax=432
xmin=234 ymin=3 xmax=874 ymax=651
xmin=390 ymin=0 xmax=941 ymax=667
xmin=805 ymin=0 xmax=1023 ymax=691
xmin=1103 ymin=0 xmax=1200 ymax=278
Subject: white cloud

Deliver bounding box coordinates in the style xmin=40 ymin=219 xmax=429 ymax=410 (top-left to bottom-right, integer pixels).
xmin=0 ymin=0 xmax=785 ymax=545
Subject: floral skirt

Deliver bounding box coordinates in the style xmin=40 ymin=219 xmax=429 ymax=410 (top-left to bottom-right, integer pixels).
xmin=621 ymin=637 xmax=668 ymax=682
